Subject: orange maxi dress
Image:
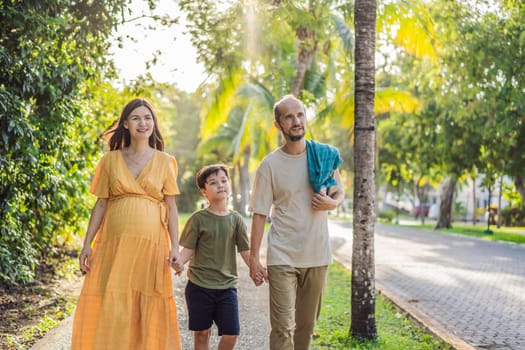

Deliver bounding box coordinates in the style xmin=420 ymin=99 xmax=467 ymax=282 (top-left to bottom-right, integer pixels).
xmin=71 ymin=150 xmax=182 ymax=350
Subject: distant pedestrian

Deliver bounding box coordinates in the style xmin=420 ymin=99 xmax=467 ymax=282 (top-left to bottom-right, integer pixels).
xmin=173 ymin=164 xmax=254 ymax=350
xmin=249 ymin=95 xmax=344 ymax=350
xmin=71 ymin=98 xmax=182 ymax=349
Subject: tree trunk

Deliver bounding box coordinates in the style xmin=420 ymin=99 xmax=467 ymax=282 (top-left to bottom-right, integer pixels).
xmin=497 ymin=177 xmax=503 ymax=228
xmin=291 ymin=28 xmax=317 ymax=96
xmin=514 ymin=175 xmax=525 ymax=205
xmin=472 ymin=175 xmax=477 ymax=225
xmin=435 ymin=177 xmax=457 ymax=229
xmin=231 ymin=165 xmax=241 ymax=213
xmin=351 ymin=0 xmax=377 ymax=340
xmin=414 ymin=178 xmax=421 ymax=220
xmin=273 ymin=0 xmax=317 ymax=98
xmin=238 ymin=147 xmax=250 ymax=216
xmin=415 ymin=176 xmax=426 ymax=225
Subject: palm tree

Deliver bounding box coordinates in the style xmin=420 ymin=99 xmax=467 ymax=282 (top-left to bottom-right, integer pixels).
xmin=351 ymin=0 xmax=377 ymax=340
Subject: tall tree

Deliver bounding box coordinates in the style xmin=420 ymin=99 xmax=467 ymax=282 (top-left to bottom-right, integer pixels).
xmin=351 ymin=0 xmax=377 ymax=340
xmin=423 ymin=0 xmax=524 ymax=228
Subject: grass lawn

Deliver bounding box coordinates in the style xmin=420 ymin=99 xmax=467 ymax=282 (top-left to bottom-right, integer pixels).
xmin=374 ymin=213 xmax=525 ymax=245
xmin=413 ymin=222 xmax=525 ymax=245
xmin=312 ymin=262 xmax=452 ymax=349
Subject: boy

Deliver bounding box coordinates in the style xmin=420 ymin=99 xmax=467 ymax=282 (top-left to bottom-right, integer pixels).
xmin=173 ymin=164 xmax=258 ymax=350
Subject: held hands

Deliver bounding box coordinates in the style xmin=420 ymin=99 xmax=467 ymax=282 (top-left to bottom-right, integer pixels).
xmin=168 ymin=248 xmax=184 ymax=276
xmin=311 ymin=188 xmax=337 ymax=211
xmin=249 ymin=256 xmax=268 ymax=286
xmin=171 ymin=261 xmax=184 ymax=276
xmin=79 ymin=246 xmax=92 ymax=273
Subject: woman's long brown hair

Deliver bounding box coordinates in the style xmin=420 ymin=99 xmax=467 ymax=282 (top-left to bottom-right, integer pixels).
xmin=103 ymin=98 xmax=165 ymax=151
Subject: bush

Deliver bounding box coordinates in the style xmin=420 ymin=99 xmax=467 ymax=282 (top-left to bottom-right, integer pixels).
xmin=501 ymin=206 xmax=525 ymax=227
xmin=378 ymin=210 xmax=396 ymax=223
xmin=0 ymin=0 xmax=127 ymax=284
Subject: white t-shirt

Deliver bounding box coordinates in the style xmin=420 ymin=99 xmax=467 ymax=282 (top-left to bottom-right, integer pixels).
xmin=249 ymin=147 xmax=332 ymax=267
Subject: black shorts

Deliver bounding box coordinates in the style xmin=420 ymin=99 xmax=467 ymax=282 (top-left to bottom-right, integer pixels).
xmin=185 ymin=280 xmax=240 ymax=336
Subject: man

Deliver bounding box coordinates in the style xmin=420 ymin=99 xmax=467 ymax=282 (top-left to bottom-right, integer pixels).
xmin=249 ymin=95 xmax=344 ymax=350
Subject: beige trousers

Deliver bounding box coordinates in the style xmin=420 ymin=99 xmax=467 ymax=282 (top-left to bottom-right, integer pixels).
xmin=267 ymin=265 xmax=328 ymax=350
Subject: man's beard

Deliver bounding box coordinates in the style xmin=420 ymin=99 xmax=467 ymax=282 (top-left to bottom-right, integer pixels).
xmin=279 ymin=123 xmax=305 ymax=142
xmin=288 ymin=133 xmax=305 ymax=142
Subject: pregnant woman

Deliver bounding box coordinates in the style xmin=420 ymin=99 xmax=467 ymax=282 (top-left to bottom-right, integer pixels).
xmin=71 ymin=98 xmax=182 ymax=350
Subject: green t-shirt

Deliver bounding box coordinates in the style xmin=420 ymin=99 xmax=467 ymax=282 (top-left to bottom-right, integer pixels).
xmin=180 ymin=209 xmax=249 ymax=289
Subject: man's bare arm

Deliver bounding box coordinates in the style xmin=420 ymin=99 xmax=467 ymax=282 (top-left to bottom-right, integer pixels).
xmin=249 ymin=213 xmax=268 ymax=285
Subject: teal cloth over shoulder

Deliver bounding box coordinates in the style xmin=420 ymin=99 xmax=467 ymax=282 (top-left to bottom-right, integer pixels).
xmin=305 ymin=139 xmax=343 ymax=193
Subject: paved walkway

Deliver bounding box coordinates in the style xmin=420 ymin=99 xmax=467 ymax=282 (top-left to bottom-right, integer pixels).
xmin=31 ymin=232 xmax=270 ymax=350
xmin=330 ymin=220 xmax=525 ymax=350
xmin=31 ymin=266 xmax=270 ymax=350
xmin=32 ymin=219 xmax=525 ymax=350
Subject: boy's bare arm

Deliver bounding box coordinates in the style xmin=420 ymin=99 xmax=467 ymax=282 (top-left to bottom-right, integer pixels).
xmin=179 ymin=247 xmax=194 ymax=264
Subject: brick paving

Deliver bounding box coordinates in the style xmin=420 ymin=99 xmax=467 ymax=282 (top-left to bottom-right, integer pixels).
xmin=330 ymin=220 xmax=525 ymax=350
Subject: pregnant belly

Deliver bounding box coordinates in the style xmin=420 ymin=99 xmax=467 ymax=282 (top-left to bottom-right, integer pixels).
xmin=103 ymin=198 xmax=163 ymax=239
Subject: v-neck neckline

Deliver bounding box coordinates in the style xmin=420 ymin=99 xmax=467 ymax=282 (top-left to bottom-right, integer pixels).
xmin=118 ymin=149 xmax=156 ymax=181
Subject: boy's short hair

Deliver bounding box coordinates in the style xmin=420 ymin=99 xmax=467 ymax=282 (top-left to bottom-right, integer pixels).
xmin=196 ymin=164 xmax=230 ymax=189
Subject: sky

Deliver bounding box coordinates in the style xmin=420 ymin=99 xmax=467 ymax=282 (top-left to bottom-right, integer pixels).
xmin=108 ymin=0 xmax=206 ymax=93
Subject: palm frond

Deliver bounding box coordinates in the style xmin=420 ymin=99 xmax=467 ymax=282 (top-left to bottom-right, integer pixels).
xmin=381 ymin=0 xmax=439 ymax=62
xmin=375 ymin=88 xmax=420 ymax=115
xmin=332 ymin=14 xmax=354 ymax=59
xmin=200 ymin=70 xmax=243 ymax=139
xmin=237 ymin=81 xmax=276 ymax=110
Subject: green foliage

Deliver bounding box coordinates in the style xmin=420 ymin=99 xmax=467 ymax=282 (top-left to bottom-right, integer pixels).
xmin=502 ymin=183 xmax=522 ymax=207
xmin=0 ymin=0 xmax=128 ymax=284
xmin=377 ymin=210 xmax=395 ymax=223
xmin=453 ymin=201 xmax=467 ymax=219
xmin=435 ymin=0 xmax=524 ymax=184
xmin=178 ymin=0 xmax=247 ymax=76
xmin=375 ymin=0 xmax=525 ymax=228
xmin=156 ymin=87 xmax=205 ymax=213
xmin=501 ymin=207 xmax=525 ymax=227
xmin=0 ymin=246 xmax=80 ymax=348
